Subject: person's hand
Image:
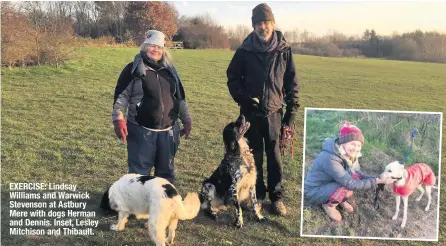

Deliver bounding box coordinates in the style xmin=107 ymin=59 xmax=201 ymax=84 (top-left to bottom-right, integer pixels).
xmin=376 ymin=177 xmax=398 ymax=185
xmin=180 ymin=119 xmax=192 ymax=139
xmin=244 ymin=97 xmax=260 ymax=110
xmin=113 ymin=119 xmax=127 ymax=143
xmin=237 ymin=94 xmax=259 ymax=109
xmin=282 ymin=125 xmax=293 ymax=140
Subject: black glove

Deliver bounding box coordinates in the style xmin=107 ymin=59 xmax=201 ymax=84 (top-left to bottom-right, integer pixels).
xmin=236 ymin=93 xmax=260 ymax=110
xmin=246 ymin=97 xmax=260 ymax=109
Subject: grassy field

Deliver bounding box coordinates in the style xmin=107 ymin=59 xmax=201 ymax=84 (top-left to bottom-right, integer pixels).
xmin=2 ymin=47 xmax=446 ymax=245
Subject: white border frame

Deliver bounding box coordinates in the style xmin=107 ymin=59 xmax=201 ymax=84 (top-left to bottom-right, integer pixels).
xmin=299 ymin=107 xmax=442 ymax=241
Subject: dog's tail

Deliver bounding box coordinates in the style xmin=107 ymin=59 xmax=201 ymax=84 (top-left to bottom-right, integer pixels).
xmin=176 ymin=192 xmax=200 ymax=220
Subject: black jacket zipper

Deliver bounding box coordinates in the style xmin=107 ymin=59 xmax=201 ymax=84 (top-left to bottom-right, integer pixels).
xmin=156 ymin=71 xmax=165 ymax=128
xmin=261 ymin=51 xmax=279 ymax=114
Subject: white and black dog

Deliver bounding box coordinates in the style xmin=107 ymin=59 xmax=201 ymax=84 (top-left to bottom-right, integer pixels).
xmin=379 ymin=161 xmax=436 ymax=228
xmin=200 ymin=115 xmax=265 ymax=228
xmin=100 ymin=174 xmax=200 ymax=246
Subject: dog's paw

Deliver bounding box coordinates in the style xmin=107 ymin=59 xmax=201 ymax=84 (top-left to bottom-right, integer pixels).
xmin=257 ymin=217 xmax=267 ymax=223
xmin=211 ymin=214 xmax=218 ymax=221
xmin=401 ymin=222 xmax=406 ymax=228
xmin=207 ymin=211 xmax=218 ymax=221
xmin=110 ymin=224 xmax=119 ymax=231
xmin=416 ymin=197 xmax=422 ymax=202
xmin=234 ymin=221 xmax=243 ymax=229
xmin=425 ymin=206 xmax=430 ymax=211
xmin=392 ymin=215 xmax=398 ymax=220
xmin=144 ymin=222 xmax=149 ymax=229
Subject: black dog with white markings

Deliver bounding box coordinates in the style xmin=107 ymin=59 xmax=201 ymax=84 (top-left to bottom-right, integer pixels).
xmin=200 ymin=115 xmax=265 ymax=228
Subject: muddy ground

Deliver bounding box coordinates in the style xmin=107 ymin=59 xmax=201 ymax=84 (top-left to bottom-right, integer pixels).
xmin=301 ymin=150 xmax=439 ymax=240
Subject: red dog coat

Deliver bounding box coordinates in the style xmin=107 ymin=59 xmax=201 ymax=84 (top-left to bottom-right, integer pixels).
xmin=393 ymin=163 xmax=436 ymax=197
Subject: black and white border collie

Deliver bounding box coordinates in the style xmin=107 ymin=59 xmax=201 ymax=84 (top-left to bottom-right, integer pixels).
xmin=100 ymin=174 xmax=200 ymax=246
xmin=200 ymin=115 xmax=265 ymax=228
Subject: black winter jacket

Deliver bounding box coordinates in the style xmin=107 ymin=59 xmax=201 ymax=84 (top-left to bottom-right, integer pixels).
xmin=113 ymin=56 xmax=185 ymax=129
xmin=227 ymin=31 xmax=300 ymax=125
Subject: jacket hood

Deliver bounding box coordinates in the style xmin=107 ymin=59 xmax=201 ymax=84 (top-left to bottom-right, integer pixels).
xmin=131 ymin=53 xmax=146 ymax=78
xmin=321 ymin=138 xmax=341 ymax=157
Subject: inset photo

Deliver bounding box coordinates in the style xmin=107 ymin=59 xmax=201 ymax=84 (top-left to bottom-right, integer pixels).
xmin=300 ymin=108 xmax=442 ymax=241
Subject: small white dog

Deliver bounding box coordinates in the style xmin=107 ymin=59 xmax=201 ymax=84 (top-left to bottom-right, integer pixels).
xmin=100 ymin=174 xmax=200 ymax=246
xmin=379 ymin=161 xmax=436 ymax=228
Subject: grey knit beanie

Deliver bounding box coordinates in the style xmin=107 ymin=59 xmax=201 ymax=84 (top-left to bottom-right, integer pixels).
xmin=142 ymin=30 xmax=165 ymax=47
xmin=252 ymin=3 xmax=275 ymax=26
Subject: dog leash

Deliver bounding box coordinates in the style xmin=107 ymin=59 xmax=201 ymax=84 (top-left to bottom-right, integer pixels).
xmin=399 ymin=129 xmax=418 ymax=165
xmin=280 ymin=123 xmax=295 ymax=157
xmin=373 ymin=184 xmax=385 ymax=210
xmin=373 ymin=176 xmax=402 ymax=210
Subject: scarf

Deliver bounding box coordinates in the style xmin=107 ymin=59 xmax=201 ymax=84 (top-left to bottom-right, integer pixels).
xmin=241 ymin=31 xmax=278 ymax=53
xmin=336 ymin=143 xmax=361 ymax=171
xmin=140 ymin=50 xmax=163 ymax=70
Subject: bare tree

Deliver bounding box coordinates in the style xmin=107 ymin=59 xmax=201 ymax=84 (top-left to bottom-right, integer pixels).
xmin=284 ymin=28 xmax=300 ymax=44
xmin=1 ymin=2 xmax=38 ymax=67
xmin=124 ymin=1 xmax=178 ymax=43
xmin=227 ymin=24 xmax=251 ymax=50
xmin=177 ymin=14 xmax=229 ymax=49
xmin=21 ymin=1 xmax=49 ymax=32
xmin=95 ymin=1 xmax=128 ymax=40
xmin=73 ymin=1 xmax=94 ymax=37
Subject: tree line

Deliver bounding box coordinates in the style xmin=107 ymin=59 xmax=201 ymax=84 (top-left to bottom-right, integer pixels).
xmin=287 ymin=29 xmax=446 ymax=63
xmin=2 ymin=1 xmax=445 ymax=67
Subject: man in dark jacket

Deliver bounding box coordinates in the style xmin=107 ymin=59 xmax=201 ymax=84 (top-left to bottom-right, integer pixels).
xmin=227 ymin=3 xmax=300 ymax=216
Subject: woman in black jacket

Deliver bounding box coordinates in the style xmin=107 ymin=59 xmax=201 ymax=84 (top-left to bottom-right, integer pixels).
xmin=112 ymin=30 xmax=192 ymax=184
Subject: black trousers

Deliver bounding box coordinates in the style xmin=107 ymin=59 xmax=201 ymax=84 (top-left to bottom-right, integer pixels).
xmin=242 ymin=108 xmax=284 ymax=202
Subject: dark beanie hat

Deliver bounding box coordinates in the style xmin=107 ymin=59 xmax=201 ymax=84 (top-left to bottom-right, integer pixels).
xmin=252 ymin=3 xmax=275 ymax=26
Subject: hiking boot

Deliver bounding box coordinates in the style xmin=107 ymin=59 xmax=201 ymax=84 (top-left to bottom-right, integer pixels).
xmin=322 ymin=204 xmax=342 ymax=222
xmin=273 ymin=201 xmax=287 ymax=216
xmin=339 ymin=201 xmax=354 ymax=213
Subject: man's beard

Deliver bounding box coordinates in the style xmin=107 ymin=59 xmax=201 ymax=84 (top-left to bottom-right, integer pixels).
xmin=256 ymin=31 xmax=270 ymax=42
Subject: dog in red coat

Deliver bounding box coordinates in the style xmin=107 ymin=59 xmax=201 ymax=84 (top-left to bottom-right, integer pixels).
xmin=379 ymin=161 xmax=436 ymax=228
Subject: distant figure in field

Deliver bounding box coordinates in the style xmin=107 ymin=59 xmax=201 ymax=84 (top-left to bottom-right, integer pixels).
xmin=304 ymin=122 xmax=397 ymax=222
xmin=112 ymin=29 xmax=192 ymax=184
xmin=226 ymin=3 xmax=300 ymax=216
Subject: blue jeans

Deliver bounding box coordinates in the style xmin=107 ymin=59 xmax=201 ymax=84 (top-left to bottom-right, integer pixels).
xmin=126 ymin=121 xmax=180 ymax=184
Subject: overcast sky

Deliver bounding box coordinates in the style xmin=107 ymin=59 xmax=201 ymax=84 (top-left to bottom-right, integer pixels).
xmin=172 ymin=1 xmax=446 ymax=37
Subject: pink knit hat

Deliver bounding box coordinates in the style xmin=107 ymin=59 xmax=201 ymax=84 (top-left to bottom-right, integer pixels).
xmin=338 ymin=121 xmax=364 ymax=145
